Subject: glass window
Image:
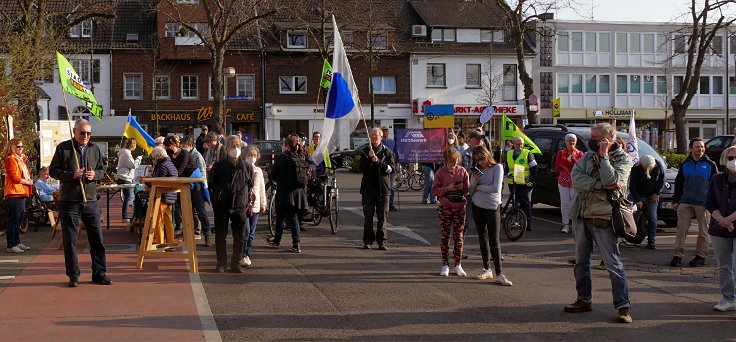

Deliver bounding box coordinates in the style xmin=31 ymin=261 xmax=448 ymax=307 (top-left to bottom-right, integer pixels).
xmin=571 ymin=32 xmax=583 ymax=51
xmin=287 ymin=32 xmax=307 ymax=48
xmin=657 ymin=76 xmax=667 ymax=94
xmin=643 ymin=75 xmax=654 ymax=94
xmin=279 ymin=76 xmax=307 ymax=94
xmin=444 ymin=29 xmax=456 ymax=41
xmin=711 ymin=36 xmax=723 ymax=54
xmin=599 ymin=75 xmax=610 ymax=93
xmin=585 ymin=32 xmax=596 ymax=52
xmin=630 ymin=75 xmax=641 ymax=93
xmin=657 ymin=34 xmax=667 ymax=53
xmin=617 ymin=75 xmax=628 ymax=93
xmin=616 ymin=33 xmax=627 ymax=52
xmin=492 ymin=30 xmax=505 ymax=42
xmin=503 ymin=65 xmax=517 ymax=86
xmin=630 ymin=33 xmax=641 ymax=53
xmin=236 ymin=75 xmax=254 ymax=98
xmin=599 ymin=33 xmax=610 ymax=52
xmin=643 ymin=34 xmax=654 ymax=53
xmin=571 ymin=74 xmax=583 ymax=93
xmin=465 ymin=64 xmax=481 ymax=87
xmin=372 ymin=76 xmax=396 ymax=94
xmin=585 ymin=74 xmax=596 ymax=93
xmin=729 ymin=76 xmax=736 ymax=94
xmin=674 ymin=35 xmax=685 ymax=54
xmin=480 ymin=29 xmax=491 ymax=42
xmin=426 ymin=63 xmax=446 ymax=87
xmin=124 ymin=74 xmax=142 ymax=100
xmin=165 ymin=23 xmax=180 ymax=37
xmin=431 ymin=28 xmax=442 ymax=41
xmin=558 ymin=32 xmax=569 ymax=51
xmin=371 ymin=33 xmax=388 ymax=49
xmin=713 ymin=76 xmax=723 ymax=94
xmin=154 ymin=75 xmax=170 ymax=99
xmin=699 ymin=76 xmax=710 ymax=94
xmin=731 ymin=37 xmax=736 ymax=55
xmin=674 ymin=76 xmax=684 ymax=93
xmin=81 ymin=21 xmax=92 ymax=38
xmin=181 ymin=75 xmax=198 ymax=99
xmin=557 ymin=74 xmax=569 ymax=93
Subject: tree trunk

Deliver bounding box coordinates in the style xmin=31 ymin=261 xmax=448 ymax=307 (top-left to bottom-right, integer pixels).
xmin=210 ymin=47 xmax=225 ymax=133
xmin=672 ymin=104 xmax=688 ymax=154
xmin=514 ymin=30 xmax=537 ymax=124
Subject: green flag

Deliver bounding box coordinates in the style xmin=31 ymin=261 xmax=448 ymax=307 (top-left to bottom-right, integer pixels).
xmin=501 ymin=114 xmax=541 ymax=154
xmin=320 ymin=59 xmax=333 ymax=89
xmin=56 ymin=51 xmax=103 ymax=121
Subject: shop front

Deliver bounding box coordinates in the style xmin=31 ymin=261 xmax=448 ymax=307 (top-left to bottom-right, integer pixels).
xmin=138 ymin=105 xmax=262 ymax=140
xmin=554 ymin=108 xmax=672 ymax=150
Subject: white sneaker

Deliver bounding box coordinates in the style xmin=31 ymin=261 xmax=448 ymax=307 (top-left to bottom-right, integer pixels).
xmin=713 ymin=299 xmax=736 ymax=311
xmin=440 ymin=265 xmax=450 ymax=276
xmin=194 ymin=234 xmax=202 ymax=240
xmin=239 ymin=256 xmax=252 ymax=267
xmin=6 ymin=246 xmax=24 ymax=254
xmin=561 ymin=225 xmax=570 ymax=233
xmin=477 ymin=269 xmax=494 ymax=280
xmin=496 ymin=273 xmax=513 ymax=286
xmin=16 ymin=243 xmax=30 ymax=251
xmin=454 ymin=265 xmax=467 ymax=277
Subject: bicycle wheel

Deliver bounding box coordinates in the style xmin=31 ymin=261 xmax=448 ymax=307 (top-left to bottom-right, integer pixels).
xmin=393 ymin=169 xmax=411 ymax=192
xmin=328 ymin=189 xmax=339 ymax=234
xmin=311 ymin=205 xmax=322 ymax=225
xmin=20 ymin=215 xmax=29 ymax=234
xmin=268 ymin=193 xmax=277 ymax=237
xmin=409 ymin=172 xmax=424 ymax=191
xmin=503 ymin=207 xmax=527 ymax=241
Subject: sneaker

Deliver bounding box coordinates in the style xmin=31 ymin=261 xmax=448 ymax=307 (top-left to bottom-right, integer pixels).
xmin=377 ymin=244 xmax=388 ymax=250
xmin=440 ymin=265 xmax=450 ymax=276
xmin=617 ymin=307 xmax=633 ymax=323
xmin=477 ymin=269 xmax=494 ymax=280
xmin=669 ymin=256 xmax=682 ymax=267
xmin=362 ymin=244 xmax=372 ymax=249
xmin=495 ymin=273 xmax=513 ymax=286
xmin=230 ymin=263 xmax=244 ymax=273
xmin=389 ymin=205 xmax=398 ymax=212
xmin=595 ymin=260 xmax=606 ymax=270
xmin=194 ymin=233 xmax=202 ymax=240
xmin=561 ymin=225 xmax=570 ymax=233
xmin=6 ymin=246 xmax=24 ymax=254
xmin=204 ymin=235 xmax=213 ymax=247
xmin=215 ymin=265 xmax=225 ymax=273
xmin=713 ymin=299 xmax=736 ymax=312
xmin=567 ymin=259 xmax=576 ymax=266
xmin=92 ymin=273 xmax=112 ymax=285
xmin=291 ymin=244 xmax=301 ymax=253
xmin=564 ymin=299 xmax=592 ymax=313
xmin=646 ymin=242 xmax=656 ymax=250
xmin=68 ymin=277 xmax=79 ymax=287
xmin=265 ymin=237 xmax=279 ymax=248
xmin=239 ymin=256 xmax=252 ymax=267
xmin=461 ymin=254 xmax=468 ymax=259
xmin=689 ymin=255 xmax=706 ymax=267
xmin=16 ymin=243 xmax=30 ymax=251
xmin=454 ymin=265 xmax=467 ymax=277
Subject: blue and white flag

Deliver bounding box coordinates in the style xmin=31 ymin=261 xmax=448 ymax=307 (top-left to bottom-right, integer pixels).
xmin=312 ymin=15 xmax=363 ymax=166
xmin=626 ymin=110 xmax=639 ymax=164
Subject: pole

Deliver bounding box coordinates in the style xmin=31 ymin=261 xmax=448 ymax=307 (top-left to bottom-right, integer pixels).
xmin=61 ymin=91 xmax=88 ymax=202
xmin=727 ymin=30 xmax=730 ymax=136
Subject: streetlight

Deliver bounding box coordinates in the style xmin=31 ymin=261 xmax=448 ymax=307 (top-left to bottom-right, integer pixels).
xmin=223 ymin=66 xmax=236 ymax=134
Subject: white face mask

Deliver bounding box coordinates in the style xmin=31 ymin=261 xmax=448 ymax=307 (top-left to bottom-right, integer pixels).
xmin=448 ymin=138 xmax=455 ymax=144
xmin=727 ymin=159 xmax=736 ymax=172
xmin=229 ymin=148 xmax=241 ymax=159
xmin=247 ymin=156 xmax=257 ymax=164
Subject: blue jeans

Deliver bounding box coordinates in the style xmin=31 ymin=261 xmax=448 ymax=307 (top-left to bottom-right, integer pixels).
xmin=191 ymin=183 xmax=211 ymax=236
xmin=5 ymin=196 xmax=26 ymax=248
xmin=422 ymin=166 xmax=436 ymax=203
xmin=60 ymin=201 xmax=107 ymax=279
xmin=464 ymin=195 xmax=473 ymax=235
xmin=641 ymin=197 xmax=658 ymax=244
xmin=573 ymin=217 xmax=631 ymax=309
xmin=275 ymin=205 xmax=300 ymax=245
xmin=116 ymin=179 xmax=134 ymax=220
xmin=711 ymin=236 xmax=736 ymax=302
xmin=389 ymin=174 xmax=395 ymax=206
xmin=241 ymin=213 xmax=260 ymax=258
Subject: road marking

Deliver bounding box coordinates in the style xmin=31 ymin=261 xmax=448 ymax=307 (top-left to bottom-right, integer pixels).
xmin=345 ymin=208 xmax=431 ymax=245
xmin=186 ymin=260 xmax=222 ymax=342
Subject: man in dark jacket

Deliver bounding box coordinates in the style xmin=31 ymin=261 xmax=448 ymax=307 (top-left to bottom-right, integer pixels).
xmin=209 ymin=135 xmax=254 ymax=273
xmin=48 ymin=119 xmax=109 ymax=288
xmin=670 ymin=138 xmax=719 ymax=267
xmin=266 ymin=136 xmax=309 ymax=252
xmin=629 ymin=155 xmax=665 ymax=250
xmin=195 ymin=125 xmax=208 ymax=155
xmin=360 ymin=127 xmax=395 ymax=250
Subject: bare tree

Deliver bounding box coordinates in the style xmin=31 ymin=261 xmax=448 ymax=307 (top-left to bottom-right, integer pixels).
xmin=670 ymin=0 xmax=736 ymax=153
xmin=475 ymin=57 xmax=506 ymax=107
xmin=163 ymin=0 xmax=280 ymax=132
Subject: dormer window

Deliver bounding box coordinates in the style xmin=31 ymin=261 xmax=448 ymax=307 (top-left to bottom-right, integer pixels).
xmin=69 ymin=21 xmax=92 ymax=38
xmin=370 ymin=33 xmax=388 ymax=50
xmin=287 ymin=31 xmax=307 ymax=49
xmin=481 ymin=29 xmax=505 ymax=43
xmin=324 ymin=30 xmax=353 ymax=49
xmin=431 ymin=28 xmax=455 ymax=42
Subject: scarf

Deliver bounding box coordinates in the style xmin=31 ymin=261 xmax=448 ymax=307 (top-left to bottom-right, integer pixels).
xmin=13 ymin=154 xmax=30 ymax=181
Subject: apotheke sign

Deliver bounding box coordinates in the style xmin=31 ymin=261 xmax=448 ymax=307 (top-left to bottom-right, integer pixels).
xmin=412 ymin=99 xmax=526 ymax=115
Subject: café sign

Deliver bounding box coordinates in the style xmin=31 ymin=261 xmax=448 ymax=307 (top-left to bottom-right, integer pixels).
xmin=150 ymin=106 xmax=257 ymax=122
xmin=587 ymin=108 xmax=636 ymax=119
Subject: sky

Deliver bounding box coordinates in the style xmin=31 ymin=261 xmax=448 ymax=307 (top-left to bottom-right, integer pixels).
xmin=555 ymin=0 xmax=700 ymax=23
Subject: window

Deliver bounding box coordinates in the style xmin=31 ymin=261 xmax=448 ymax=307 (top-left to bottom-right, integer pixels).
xmin=700 ymin=76 xmax=710 ymax=94
xmin=711 ymin=35 xmax=723 ymax=54
xmin=616 ymin=33 xmax=627 ymax=52
xmin=643 ymin=34 xmax=655 ymax=53
xmin=599 ymin=75 xmax=610 ymax=93
xmin=585 ymin=32 xmax=596 ymax=52
xmin=431 ymin=28 xmax=442 ymax=41
xmin=730 ymin=76 xmax=736 ymax=94
xmin=432 ymin=28 xmax=456 ymax=42
xmin=657 ymin=76 xmax=667 ymax=94
xmin=154 ymin=75 xmax=170 ymax=99
xmin=481 ymin=29 xmax=491 ymax=42
xmin=372 ymin=76 xmax=396 ymax=94
xmin=643 ymin=75 xmax=655 ymax=94
xmin=236 ymin=75 xmax=254 ymax=99
xmin=177 ymin=0 xmax=198 ymax=3
xmin=674 ymin=76 xmax=684 ymax=93
xmin=71 ymin=59 xmax=100 ymax=84
xmin=69 ymin=21 xmax=92 ymax=38
xmin=492 ymin=30 xmax=504 ymax=42
xmin=394 ymin=119 xmax=407 ymax=130
xmin=571 ymin=32 xmax=583 ymax=51
xmin=181 ymin=75 xmax=198 ymax=99
xmin=713 ymin=76 xmax=723 ymax=94
xmin=570 ymin=74 xmax=582 ymax=93
xmin=208 ymin=76 xmax=214 ymax=100
xmin=465 ymin=64 xmax=481 ymax=88
xmin=124 ymin=73 xmax=142 ymax=100
xmin=585 ymin=74 xmax=596 ymax=93
xmin=617 ymin=75 xmax=628 ymax=93
xmin=657 ymin=34 xmax=667 ymax=53
xmin=558 ymin=32 xmax=569 ymax=51
xmin=165 ymin=23 xmax=180 ymax=37
xmin=557 ymin=74 xmax=569 ymax=93
xmin=629 ymin=33 xmax=641 ymax=53
xmin=426 ymin=63 xmax=446 ymax=87
xmin=279 ymin=76 xmax=307 ymax=94
xmin=731 ymin=37 xmax=736 ymax=55
xmin=287 ymin=31 xmax=307 ymax=48
xmin=630 ymin=75 xmax=641 ymax=93
xmin=599 ymin=33 xmax=610 ymax=52
xmin=370 ymin=33 xmax=388 ymax=49
xmin=503 ymin=65 xmax=517 ymax=100
xmin=674 ymin=35 xmax=686 ymax=54
xmin=324 ymin=30 xmax=352 ymax=48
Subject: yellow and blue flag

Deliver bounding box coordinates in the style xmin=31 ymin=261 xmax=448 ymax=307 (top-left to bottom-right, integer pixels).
xmin=423 ymin=104 xmax=454 ymax=128
xmin=124 ymin=110 xmax=155 ymax=154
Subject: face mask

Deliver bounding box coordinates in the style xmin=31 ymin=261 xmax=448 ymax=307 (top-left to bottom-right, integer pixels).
xmin=448 ymin=138 xmax=455 ymax=144
xmin=229 ymin=148 xmax=241 ymax=159
xmin=587 ymin=139 xmax=599 ymax=152
xmin=247 ymin=156 xmax=257 ymax=164
xmin=728 ymin=159 xmax=736 ymax=172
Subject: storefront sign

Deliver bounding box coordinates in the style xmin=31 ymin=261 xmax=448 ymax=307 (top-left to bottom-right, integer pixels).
xmin=412 ymin=100 xmax=525 ymax=116
xmin=150 ymin=106 xmax=258 ymax=122
xmin=587 ymin=108 xmax=636 ymax=119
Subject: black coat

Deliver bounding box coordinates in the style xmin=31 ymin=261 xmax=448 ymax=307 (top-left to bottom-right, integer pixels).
xmin=629 ymin=161 xmax=665 ymax=202
xmin=48 ymin=140 xmax=107 ymax=202
xmin=171 ymin=148 xmax=198 ymax=177
xmin=359 ymin=144 xmax=395 ymax=197
xmin=269 ymin=150 xmax=309 ymax=209
xmin=208 ymin=158 xmax=254 ymax=218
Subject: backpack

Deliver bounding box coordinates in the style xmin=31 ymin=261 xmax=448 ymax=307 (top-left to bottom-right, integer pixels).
xmin=285 ymin=153 xmax=309 ymax=190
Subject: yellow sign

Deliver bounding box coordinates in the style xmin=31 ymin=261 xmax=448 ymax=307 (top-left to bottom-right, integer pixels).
xmin=552 ymin=98 xmax=560 ymax=117
xmin=513 ymin=164 xmax=525 ymax=184
xmin=149 ymin=107 xmax=257 ymax=122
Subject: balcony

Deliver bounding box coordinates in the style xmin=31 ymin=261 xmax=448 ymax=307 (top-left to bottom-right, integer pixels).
xmin=158 ymin=36 xmax=211 ymax=60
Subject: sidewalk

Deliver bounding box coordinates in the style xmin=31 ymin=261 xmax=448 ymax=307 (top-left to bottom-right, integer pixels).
xmin=0 ymin=199 xmax=211 ymax=342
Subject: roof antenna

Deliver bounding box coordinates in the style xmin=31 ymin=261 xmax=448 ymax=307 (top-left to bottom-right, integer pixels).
xmin=590 ymin=0 xmax=595 ymax=21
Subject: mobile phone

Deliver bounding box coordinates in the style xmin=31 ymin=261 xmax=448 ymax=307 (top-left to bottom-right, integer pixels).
xmin=471 ymin=167 xmax=483 ymax=175
xmin=454 ymin=181 xmax=462 ymax=185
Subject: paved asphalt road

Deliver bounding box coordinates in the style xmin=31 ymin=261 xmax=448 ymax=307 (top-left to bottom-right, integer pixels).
xmin=193 ymin=171 xmax=735 ymax=341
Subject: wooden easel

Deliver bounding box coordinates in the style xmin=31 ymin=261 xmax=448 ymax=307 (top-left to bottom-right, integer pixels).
xmin=136 ymin=177 xmax=204 ymax=273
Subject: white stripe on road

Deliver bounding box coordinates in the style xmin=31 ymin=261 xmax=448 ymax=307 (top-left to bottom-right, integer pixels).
xmin=345 ymin=208 xmax=431 ymax=245
xmin=186 ymin=260 xmax=222 ymax=342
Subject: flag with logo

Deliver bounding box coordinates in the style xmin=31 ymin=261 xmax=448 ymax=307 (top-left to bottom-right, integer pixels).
xmin=501 ymin=114 xmax=541 ymax=154
xmin=312 ymin=16 xmax=364 ymax=167
xmin=320 ymin=59 xmax=333 ymax=89
xmin=626 ymin=110 xmax=639 ymax=164
xmin=56 ymin=51 xmax=103 ymax=121
xmin=552 ymin=98 xmax=561 ymax=117
xmin=124 ymin=109 xmax=155 ymax=154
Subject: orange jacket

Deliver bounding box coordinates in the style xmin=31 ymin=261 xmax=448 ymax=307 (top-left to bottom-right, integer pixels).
xmin=4 ymin=154 xmax=31 ymax=198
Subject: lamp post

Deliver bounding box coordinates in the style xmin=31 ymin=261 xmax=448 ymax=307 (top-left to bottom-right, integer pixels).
xmin=223 ymin=66 xmax=236 ymax=135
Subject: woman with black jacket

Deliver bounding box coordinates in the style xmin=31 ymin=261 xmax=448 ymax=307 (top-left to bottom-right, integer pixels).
xmin=629 ymin=155 xmax=665 ymax=250
xmin=208 ymin=135 xmax=254 ymax=273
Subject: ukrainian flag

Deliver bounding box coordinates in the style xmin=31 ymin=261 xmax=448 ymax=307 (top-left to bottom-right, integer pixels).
xmin=124 ymin=112 xmax=155 ymax=154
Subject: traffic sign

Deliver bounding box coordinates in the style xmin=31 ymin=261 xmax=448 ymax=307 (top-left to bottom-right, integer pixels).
xmin=480 ymin=106 xmax=495 ymax=124
xmin=529 ymin=94 xmax=538 ymax=105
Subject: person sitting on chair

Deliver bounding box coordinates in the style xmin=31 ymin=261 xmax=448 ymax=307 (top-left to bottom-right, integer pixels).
xmin=34 ymin=166 xmax=58 ymax=206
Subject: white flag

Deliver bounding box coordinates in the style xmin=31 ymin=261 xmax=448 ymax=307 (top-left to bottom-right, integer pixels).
xmin=626 ymin=110 xmax=639 ymax=164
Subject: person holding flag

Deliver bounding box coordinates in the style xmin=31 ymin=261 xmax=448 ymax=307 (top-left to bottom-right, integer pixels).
xmin=501 ymin=114 xmax=540 ymax=231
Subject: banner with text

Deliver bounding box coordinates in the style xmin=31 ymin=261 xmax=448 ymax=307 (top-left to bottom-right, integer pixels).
xmin=395 ymin=128 xmax=448 ymax=163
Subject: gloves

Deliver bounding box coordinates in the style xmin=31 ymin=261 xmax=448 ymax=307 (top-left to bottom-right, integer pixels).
xmin=136 ymin=156 xmax=143 ymax=162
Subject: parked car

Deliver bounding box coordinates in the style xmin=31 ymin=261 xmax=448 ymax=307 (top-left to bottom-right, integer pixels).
xmin=522 ymin=124 xmax=678 ymax=227
xmin=705 ymin=135 xmax=734 ymax=169
xmin=252 ymin=140 xmax=283 ymax=167
xmin=331 ymin=144 xmax=367 ymax=169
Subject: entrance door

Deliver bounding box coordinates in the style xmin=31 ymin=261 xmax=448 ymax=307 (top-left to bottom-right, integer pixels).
xmin=687 ymin=120 xmax=720 ymax=141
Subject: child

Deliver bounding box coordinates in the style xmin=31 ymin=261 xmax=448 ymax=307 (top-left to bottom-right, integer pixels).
xmin=431 ymin=147 xmax=470 ymax=276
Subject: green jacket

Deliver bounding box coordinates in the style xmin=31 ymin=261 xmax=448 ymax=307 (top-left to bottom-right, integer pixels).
xmin=570 ymin=146 xmax=631 ymax=221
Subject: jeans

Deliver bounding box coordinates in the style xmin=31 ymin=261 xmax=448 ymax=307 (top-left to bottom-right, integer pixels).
xmin=472 ymin=204 xmax=502 ymax=274
xmin=214 ymin=207 xmax=245 ymax=267
xmin=116 ymin=179 xmax=134 ymax=220
xmin=464 ymin=195 xmax=474 ymax=235
xmin=558 ymin=185 xmax=575 ymax=226
xmin=641 ymin=197 xmax=658 ymax=244
xmin=274 ymin=205 xmax=300 ymax=246
xmin=362 ymin=194 xmax=389 ymax=245
xmin=389 ymin=173 xmax=395 ymax=206
xmin=514 ymin=184 xmax=533 ymax=227
xmin=711 ymin=236 xmax=736 ymax=302
xmin=422 ymin=166 xmax=436 ymax=203
xmin=191 ymin=183 xmax=211 ymax=236
xmin=60 ymin=201 xmax=107 ymax=279
xmin=241 ymin=213 xmax=260 ymax=258
xmin=573 ymin=217 xmax=630 ymax=309
xmin=675 ymin=203 xmax=710 ymax=258
xmin=5 ymin=197 xmax=26 ymax=248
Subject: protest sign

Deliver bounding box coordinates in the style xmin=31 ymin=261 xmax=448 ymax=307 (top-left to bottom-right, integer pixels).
xmin=395 ymin=128 xmax=447 ymax=163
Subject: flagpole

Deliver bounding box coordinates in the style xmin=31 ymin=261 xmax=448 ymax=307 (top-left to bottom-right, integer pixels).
xmin=312 ymin=85 xmax=322 ymax=138
xmin=61 ymin=91 xmax=88 ymax=202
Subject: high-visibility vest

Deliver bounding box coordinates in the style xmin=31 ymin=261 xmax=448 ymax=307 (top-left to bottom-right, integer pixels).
xmin=507 ymin=149 xmax=531 ymax=184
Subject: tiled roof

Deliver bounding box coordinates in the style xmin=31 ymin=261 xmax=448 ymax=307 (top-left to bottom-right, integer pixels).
xmin=409 ymin=0 xmax=505 ymax=28
xmin=110 ymin=0 xmax=158 ymax=49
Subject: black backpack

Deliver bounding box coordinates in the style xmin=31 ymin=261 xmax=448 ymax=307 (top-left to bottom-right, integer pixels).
xmin=285 ymin=153 xmax=309 ymax=190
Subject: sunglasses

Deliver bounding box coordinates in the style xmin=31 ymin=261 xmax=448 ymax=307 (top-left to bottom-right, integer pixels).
xmin=728 ymin=156 xmax=736 ymax=161
xmin=15 ymin=145 xmax=23 ymax=148
xmin=78 ymin=131 xmax=92 ymax=136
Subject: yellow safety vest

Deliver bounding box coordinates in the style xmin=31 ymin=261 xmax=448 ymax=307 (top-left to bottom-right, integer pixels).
xmin=507 ymin=149 xmax=531 ymax=184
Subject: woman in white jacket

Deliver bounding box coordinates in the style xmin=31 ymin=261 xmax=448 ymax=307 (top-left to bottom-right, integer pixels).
xmin=116 ymin=138 xmax=142 ymax=222
xmin=239 ymin=145 xmax=267 ymax=267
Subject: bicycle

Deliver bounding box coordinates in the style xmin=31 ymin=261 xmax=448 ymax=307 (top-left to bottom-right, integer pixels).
xmin=499 ymin=181 xmax=527 ymax=241
xmin=307 ymin=167 xmax=340 ymax=234
xmin=408 ymin=163 xmax=424 ymax=191
xmin=266 ymin=180 xmax=278 ymax=237
xmin=391 ymin=164 xmax=411 ymax=192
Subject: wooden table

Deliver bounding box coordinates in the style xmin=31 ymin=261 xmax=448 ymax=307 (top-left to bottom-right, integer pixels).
xmin=136 ymin=177 xmax=205 ymax=273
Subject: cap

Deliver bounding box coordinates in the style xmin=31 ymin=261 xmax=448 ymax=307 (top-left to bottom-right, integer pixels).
xmin=380 ymin=126 xmax=389 ymax=130
xmin=202 ymin=125 xmax=208 ymax=130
